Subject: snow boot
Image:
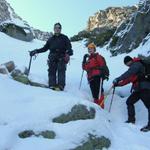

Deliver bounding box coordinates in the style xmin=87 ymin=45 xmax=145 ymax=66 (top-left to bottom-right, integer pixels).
xmin=125 ymin=120 xmax=135 ymax=124
xmin=98 ymin=94 xmax=104 ymax=109
xmin=140 ymin=125 xmax=150 ymax=132
xmin=49 ymin=86 xmax=57 ymax=90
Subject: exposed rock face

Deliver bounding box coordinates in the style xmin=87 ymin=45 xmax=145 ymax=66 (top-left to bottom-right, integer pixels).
xmin=18 ymin=130 xmax=56 ymax=139
xmin=108 ymin=0 xmax=150 ymax=55
xmin=72 ymin=134 xmax=111 ymax=150
xmin=0 ymin=0 xmax=51 ymax=41
xmin=71 ymin=6 xmax=137 ymax=47
xmin=0 ymin=0 xmax=21 ymax=22
xmin=0 ymin=22 xmax=34 ymax=42
xmin=87 ymin=6 xmax=137 ymax=31
xmin=33 ymin=29 xmax=53 ymax=41
xmin=53 ymin=104 xmax=96 ymax=123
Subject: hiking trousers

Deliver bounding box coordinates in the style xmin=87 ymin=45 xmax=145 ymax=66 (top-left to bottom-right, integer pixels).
xmin=48 ymin=57 xmax=66 ymax=89
xmin=126 ymin=89 xmax=150 ymax=125
xmin=89 ymin=76 xmax=104 ymax=100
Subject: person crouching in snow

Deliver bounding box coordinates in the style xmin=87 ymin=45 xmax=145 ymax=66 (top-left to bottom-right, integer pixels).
xmin=82 ymin=43 xmax=109 ymax=109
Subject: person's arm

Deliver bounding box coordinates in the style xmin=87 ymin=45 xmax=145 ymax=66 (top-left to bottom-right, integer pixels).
xmin=117 ymin=62 xmax=142 ymax=81
xmin=36 ymin=39 xmax=50 ymax=53
xmin=65 ymin=36 xmax=73 ymax=56
xmin=117 ymin=75 xmax=138 ymax=86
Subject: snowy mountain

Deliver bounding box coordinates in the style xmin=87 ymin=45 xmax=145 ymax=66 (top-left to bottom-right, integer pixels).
xmin=87 ymin=6 xmax=137 ymax=31
xmin=108 ymin=0 xmax=150 ymax=55
xmin=71 ymin=6 xmax=137 ymax=47
xmin=0 ymin=0 xmax=51 ymax=41
xmin=0 ymin=27 xmax=150 ymax=150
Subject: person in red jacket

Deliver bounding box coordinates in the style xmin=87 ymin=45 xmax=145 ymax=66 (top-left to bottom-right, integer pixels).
xmin=82 ymin=43 xmax=109 ymax=109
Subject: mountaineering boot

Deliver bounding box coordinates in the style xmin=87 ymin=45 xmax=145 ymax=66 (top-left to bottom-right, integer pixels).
xmin=58 ymin=85 xmax=64 ymax=91
xmin=98 ymin=94 xmax=104 ymax=109
xmin=125 ymin=120 xmax=135 ymax=124
xmin=49 ymin=86 xmax=56 ymax=90
xmin=49 ymin=85 xmax=64 ymax=91
xmin=140 ymin=125 xmax=150 ymax=132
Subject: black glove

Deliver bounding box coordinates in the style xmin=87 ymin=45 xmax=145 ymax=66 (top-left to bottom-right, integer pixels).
xmin=113 ymin=78 xmax=119 ymax=86
xmin=30 ymin=49 xmax=37 ymax=57
xmin=82 ymin=54 xmax=89 ymax=64
xmin=104 ymin=75 xmax=109 ymax=81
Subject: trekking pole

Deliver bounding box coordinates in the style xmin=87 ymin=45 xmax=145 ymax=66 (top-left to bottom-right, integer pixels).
xmin=79 ymin=70 xmax=84 ymax=90
xmin=27 ymin=55 xmax=32 ymax=76
xmin=108 ymin=86 xmax=115 ymax=113
xmin=99 ymin=85 xmax=113 ymax=107
xmin=98 ymin=77 xmax=103 ymax=107
xmin=98 ymin=78 xmax=103 ymax=99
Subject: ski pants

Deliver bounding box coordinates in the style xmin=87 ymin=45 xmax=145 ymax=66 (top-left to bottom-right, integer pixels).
xmin=48 ymin=56 xmax=66 ymax=88
xmin=126 ymin=89 xmax=150 ymax=125
xmin=89 ymin=76 xmax=104 ymax=100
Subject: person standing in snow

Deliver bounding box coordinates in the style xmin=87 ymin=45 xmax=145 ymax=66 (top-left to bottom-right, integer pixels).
xmin=113 ymin=56 xmax=150 ymax=132
xmin=82 ymin=43 xmax=109 ymax=109
xmin=30 ymin=23 xmax=73 ymax=91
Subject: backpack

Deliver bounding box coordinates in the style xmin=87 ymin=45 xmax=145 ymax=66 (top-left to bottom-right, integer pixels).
xmin=97 ymin=55 xmax=109 ymax=79
xmin=138 ymin=54 xmax=150 ymax=81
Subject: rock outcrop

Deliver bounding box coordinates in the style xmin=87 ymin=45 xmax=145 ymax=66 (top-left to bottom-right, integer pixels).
xmin=71 ymin=6 xmax=137 ymax=47
xmin=87 ymin=6 xmax=137 ymax=32
xmin=0 ymin=0 xmax=51 ymax=41
xmin=108 ymin=0 xmax=150 ymax=55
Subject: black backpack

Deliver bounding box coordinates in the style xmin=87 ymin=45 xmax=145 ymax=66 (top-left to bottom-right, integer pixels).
xmin=138 ymin=54 xmax=150 ymax=81
xmin=97 ymin=55 xmax=109 ymax=79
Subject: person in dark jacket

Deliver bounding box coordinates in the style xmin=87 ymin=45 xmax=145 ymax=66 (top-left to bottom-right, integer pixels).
xmin=113 ymin=56 xmax=150 ymax=132
xmin=82 ymin=43 xmax=109 ymax=109
xmin=30 ymin=23 xmax=73 ymax=91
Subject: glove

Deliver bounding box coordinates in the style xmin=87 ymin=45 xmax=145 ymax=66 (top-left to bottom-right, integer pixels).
xmin=64 ymin=54 xmax=70 ymax=64
xmin=30 ymin=49 xmax=37 ymax=57
xmin=82 ymin=54 xmax=89 ymax=64
xmin=104 ymin=75 xmax=109 ymax=81
xmin=113 ymin=78 xmax=119 ymax=86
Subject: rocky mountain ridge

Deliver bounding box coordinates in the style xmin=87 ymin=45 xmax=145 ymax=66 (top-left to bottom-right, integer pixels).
xmin=108 ymin=0 xmax=150 ymax=55
xmin=0 ymin=0 xmax=51 ymax=41
xmin=87 ymin=6 xmax=137 ymax=31
xmin=71 ymin=6 xmax=137 ymax=47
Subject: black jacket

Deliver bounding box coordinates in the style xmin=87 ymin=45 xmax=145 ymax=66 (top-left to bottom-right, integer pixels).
xmin=36 ymin=34 xmax=73 ymax=57
xmin=116 ymin=59 xmax=150 ymax=91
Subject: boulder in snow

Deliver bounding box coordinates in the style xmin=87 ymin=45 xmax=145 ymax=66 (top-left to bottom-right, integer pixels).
xmin=53 ymin=104 xmax=96 ymax=123
xmin=72 ymin=134 xmax=111 ymax=150
xmin=18 ymin=130 xmax=56 ymax=139
xmin=0 ymin=65 xmax=8 ymax=74
xmin=2 ymin=61 xmax=15 ymax=72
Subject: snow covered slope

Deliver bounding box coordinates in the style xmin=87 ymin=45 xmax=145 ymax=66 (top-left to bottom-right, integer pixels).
xmin=0 ymin=32 xmax=150 ymax=150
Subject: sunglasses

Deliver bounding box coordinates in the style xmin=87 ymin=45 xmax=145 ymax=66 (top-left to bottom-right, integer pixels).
xmin=54 ymin=26 xmax=61 ymax=29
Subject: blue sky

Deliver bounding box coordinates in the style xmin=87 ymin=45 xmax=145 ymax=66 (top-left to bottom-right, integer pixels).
xmin=7 ymin=0 xmax=139 ymax=37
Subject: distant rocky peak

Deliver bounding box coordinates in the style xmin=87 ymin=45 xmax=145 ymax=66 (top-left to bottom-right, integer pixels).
xmin=108 ymin=0 xmax=150 ymax=55
xmin=0 ymin=0 xmax=23 ymax=23
xmin=0 ymin=0 xmax=51 ymax=41
xmin=87 ymin=6 xmax=137 ymax=31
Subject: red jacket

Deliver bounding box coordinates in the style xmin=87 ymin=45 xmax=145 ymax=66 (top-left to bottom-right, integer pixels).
xmin=82 ymin=53 xmax=106 ymax=80
xmin=117 ymin=58 xmax=141 ymax=90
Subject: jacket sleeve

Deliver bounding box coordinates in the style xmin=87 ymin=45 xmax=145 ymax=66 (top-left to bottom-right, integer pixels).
xmin=117 ymin=62 xmax=142 ymax=81
xmin=118 ymin=75 xmax=138 ymax=86
xmin=65 ymin=36 xmax=73 ymax=56
xmin=36 ymin=39 xmax=50 ymax=53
